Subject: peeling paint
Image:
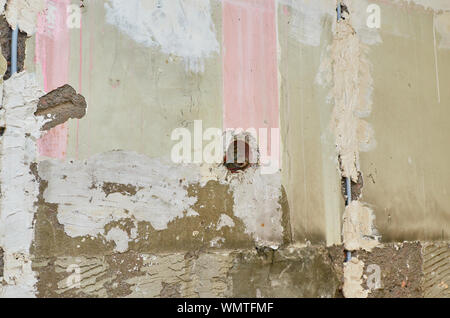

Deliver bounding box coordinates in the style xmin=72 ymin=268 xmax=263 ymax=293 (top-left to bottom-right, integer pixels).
xmin=37 ymin=151 xmax=284 ymax=249
xmin=217 ymin=214 xmax=235 ymax=230
xmin=106 ymin=227 xmax=137 ymax=253
xmin=0 ymin=72 xmax=47 ymax=297
xmin=104 ymin=0 xmax=219 ymax=73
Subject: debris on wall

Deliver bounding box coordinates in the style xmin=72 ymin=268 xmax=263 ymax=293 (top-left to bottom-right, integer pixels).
xmin=343 ymin=256 xmax=369 ymax=298
xmin=5 ymin=0 xmax=45 ymax=35
xmin=35 ymin=84 xmax=87 ymax=131
xmin=357 ymin=242 xmax=424 ymax=298
xmin=104 ymin=0 xmax=219 ymax=73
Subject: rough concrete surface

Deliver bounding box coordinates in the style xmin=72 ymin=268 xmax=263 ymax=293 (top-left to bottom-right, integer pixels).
xmin=31 ymin=246 xmax=344 ymax=298
xmin=36 ymin=84 xmax=87 ymax=131
xmin=357 ymin=242 xmax=423 ymax=298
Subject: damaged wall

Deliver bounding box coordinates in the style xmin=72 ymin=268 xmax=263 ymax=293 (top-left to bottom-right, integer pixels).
xmin=0 ymin=0 xmax=449 ymax=298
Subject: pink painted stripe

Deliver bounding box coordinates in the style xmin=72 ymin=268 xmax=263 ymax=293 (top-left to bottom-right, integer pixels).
xmin=36 ymin=0 xmax=71 ymax=159
xmin=222 ymin=0 xmax=279 ymax=137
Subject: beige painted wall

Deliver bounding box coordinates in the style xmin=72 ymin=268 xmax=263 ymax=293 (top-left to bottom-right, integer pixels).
xmin=361 ymin=0 xmax=450 ymax=241
xmin=24 ymin=0 xmax=450 ymax=244
xmin=278 ymin=4 xmax=343 ymax=245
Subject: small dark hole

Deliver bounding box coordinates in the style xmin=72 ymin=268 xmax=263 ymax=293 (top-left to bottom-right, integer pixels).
xmin=224 ymin=137 xmax=251 ymax=173
xmin=0 ymin=127 xmax=5 ymax=137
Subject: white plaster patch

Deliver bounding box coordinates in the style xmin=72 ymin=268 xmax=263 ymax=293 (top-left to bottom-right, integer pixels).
xmin=227 ymin=168 xmax=284 ymax=248
xmin=5 ymin=0 xmax=45 ymax=35
xmin=0 ymin=253 xmax=36 ymax=297
xmin=216 ymin=214 xmax=235 ymax=230
xmin=209 ymin=236 xmax=225 ymax=248
xmin=38 ymin=151 xmax=201 ymax=239
xmin=342 ymin=201 xmax=380 ymax=252
xmin=435 ymin=12 xmax=450 ymax=49
xmin=105 ymin=227 xmax=135 ymax=253
xmin=343 ymin=256 xmax=369 ymax=298
xmin=0 ymin=72 xmax=47 ymax=297
xmin=278 ymin=0 xmax=334 ymax=47
xmin=104 ymin=0 xmax=219 ymax=73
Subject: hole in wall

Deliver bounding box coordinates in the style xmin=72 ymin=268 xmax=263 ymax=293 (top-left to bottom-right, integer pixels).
xmin=0 ymin=16 xmax=27 ymax=80
xmin=0 ymin=127 xmax=5 ymax=137
xmin=223 ymin=135 xmax=256 ymax=173
xmin=341 ymin=172 xmax=364 ymax=202
xmin=336 ymin=3 xmax=349 ymax=20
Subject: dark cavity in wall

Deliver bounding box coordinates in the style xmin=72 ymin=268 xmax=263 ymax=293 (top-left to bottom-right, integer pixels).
xmin=0 ymin=15 xmax=27 ymax=80
xmin=224 ymin=137 xmax=254 ymax=173
xmin=340 ymin=172 xmax=364 ymax=201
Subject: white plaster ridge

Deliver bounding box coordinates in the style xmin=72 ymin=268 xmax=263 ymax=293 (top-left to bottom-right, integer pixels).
xmin=316 ymin=3 xmax=376 ymax=181
xmin=342 ymin=201 xmax=380 ymax=252
xmin=343 ymin=256 xmax=369 ymax=298
xmin=104 ymin=0 xmax=220 ymax=73
xmin=0 ymin=72 xmax=46 ymax=297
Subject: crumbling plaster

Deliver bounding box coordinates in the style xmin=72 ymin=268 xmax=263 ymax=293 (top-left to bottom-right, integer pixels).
xmin=0 ymin=0 xmax=448 ymax=298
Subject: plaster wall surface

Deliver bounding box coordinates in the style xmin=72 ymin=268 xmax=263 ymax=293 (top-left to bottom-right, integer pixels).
xmin=0 ymin=0 xmax=449 ymax=298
